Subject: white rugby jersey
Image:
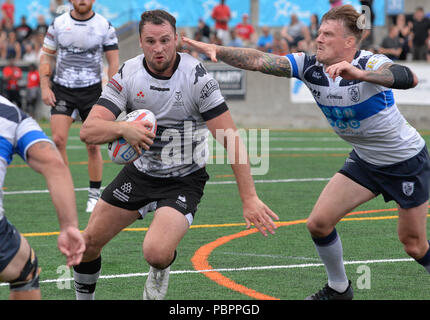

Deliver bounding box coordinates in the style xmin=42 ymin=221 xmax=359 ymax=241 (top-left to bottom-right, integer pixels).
xmin=43 ymin=11 xmax=118 ymax=88
xmin=286 ymin=51 xmax=425 ymax=165
xmin=98 ymin=52 xmax=227 ymax=177
xmin=0 ymin=97 xmax=53 ymax=220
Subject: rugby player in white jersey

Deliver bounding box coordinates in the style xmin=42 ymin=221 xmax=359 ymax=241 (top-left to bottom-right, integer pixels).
xmin=39 ymin=0 xmax=119 ymax=213
xmin=0 ymin=96 xmax=85 ymax=299
xmin=72 ymin=10 xmax=279 ymax=300
xmin=183 ymin=5 xmax=430 ymax=300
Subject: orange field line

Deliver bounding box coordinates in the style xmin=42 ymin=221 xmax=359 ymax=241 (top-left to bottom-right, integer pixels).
xmin=191 ymin=208 xmax=430 ymax=300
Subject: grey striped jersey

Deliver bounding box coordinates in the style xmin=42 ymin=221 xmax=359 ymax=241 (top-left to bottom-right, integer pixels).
xmin=98 ymin=52 xmax=227 ymax=178
xmin=43 ymin=11 xmax=118 ymax=88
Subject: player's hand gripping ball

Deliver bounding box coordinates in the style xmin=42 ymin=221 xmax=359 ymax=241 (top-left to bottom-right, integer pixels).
xmin=107 ymin=109 xmax=157 ymax=164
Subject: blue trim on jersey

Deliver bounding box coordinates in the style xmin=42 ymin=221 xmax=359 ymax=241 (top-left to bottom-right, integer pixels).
xmin=286 ymin=54 xmax=299 ymax=78
xmin=317 ymin=90 xmax=395 ymax=123
xmin=0 ymin=137 xmax=13 ymax=164
xmin=16 ymin=131 xmax=50 ymax=160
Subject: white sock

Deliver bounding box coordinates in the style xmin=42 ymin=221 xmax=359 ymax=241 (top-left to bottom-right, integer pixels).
xmin=312 ymin=229 xmax=349 ymax=293
xmin=73 ymin=257 xmax=101 ymax=300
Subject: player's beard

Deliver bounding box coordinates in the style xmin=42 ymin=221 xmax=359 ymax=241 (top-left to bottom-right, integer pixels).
xmin=73 ymin=1 xmax=93 ymax=15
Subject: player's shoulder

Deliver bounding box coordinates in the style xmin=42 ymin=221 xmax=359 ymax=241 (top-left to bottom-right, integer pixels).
xmin=355 ymin=50 xmax=392 ymax=70
xmin=177 ymin=52 xmax=212 ymax=82
xmin=92 ymin=12 xmax=114 ymax=29
xmin=116 ymin=54 xmax=145 ymax=80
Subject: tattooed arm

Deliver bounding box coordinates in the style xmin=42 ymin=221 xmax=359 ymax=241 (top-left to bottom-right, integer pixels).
xmin=181 ymin=36 xmax=293 ymax=78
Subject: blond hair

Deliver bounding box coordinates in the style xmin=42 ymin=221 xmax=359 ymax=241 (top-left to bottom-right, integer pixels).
xmin=321 ymin=5 xmax=364 ymax=43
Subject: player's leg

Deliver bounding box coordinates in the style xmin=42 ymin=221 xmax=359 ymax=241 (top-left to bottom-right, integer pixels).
xmin=305 ymin=172 xmax=375 ymax=299
xmin=50 ymin=114 xmax=73 ymax=165
xmin=142 ymin=206 xmax=190 ymax=300
xmin=397 ymin=201 xmax=430 ymax=272
xmin=73 ymin=199 xmax=140 ymax=300
xmin=0 ymin=219 xmax=41 ymax=300
xmin=85 ymin=143 xmax=103 ymax=213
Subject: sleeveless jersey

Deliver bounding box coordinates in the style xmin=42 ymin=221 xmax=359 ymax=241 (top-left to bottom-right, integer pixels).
xmin=98 ymin=52 xmax=227 ymax=178
xmin=43 ymin=11 xmax=118 ymax=88
xmin=0 ymin=96 xmax=53 ymax=220
xmin=286 ymin=51 xmax=425 ymax=166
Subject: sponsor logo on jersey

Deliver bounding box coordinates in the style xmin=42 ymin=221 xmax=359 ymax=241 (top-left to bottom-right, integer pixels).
xmin=200 ymin=79 xmax=219 ymax=101
xmin=150 ymin=85 xmax=170 ymax=92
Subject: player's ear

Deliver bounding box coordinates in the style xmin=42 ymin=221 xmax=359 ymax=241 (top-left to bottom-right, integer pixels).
xmin=344 ymin=35 xmax=355 ymax=49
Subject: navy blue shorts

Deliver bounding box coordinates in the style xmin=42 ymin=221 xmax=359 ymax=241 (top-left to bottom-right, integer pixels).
xmin=339 ymin=146 xmax=430 ymax=209
xmin=0 ymin=217 xmax=21 ymax=272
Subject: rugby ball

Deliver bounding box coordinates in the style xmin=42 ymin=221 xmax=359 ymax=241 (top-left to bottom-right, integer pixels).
xmin=107 ymin=109 xmax=157 ymax=164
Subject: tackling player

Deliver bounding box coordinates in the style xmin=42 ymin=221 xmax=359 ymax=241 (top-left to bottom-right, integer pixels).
xmin=39 ymin=0 xmax=119 ymax=213
xmin=72 ymin=10 xmax=279 ymax=300
xmin=0 ymin=96 xmax=85 ymax=300
xmin=182 ymin=5 xmax=430 ymax=300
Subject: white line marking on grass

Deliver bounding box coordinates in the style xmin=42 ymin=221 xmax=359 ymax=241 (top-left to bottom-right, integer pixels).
xmin=3 ymin=178 xmax=331 ymax=195
xmin=0 ymin=258 xmax=414 ymax=287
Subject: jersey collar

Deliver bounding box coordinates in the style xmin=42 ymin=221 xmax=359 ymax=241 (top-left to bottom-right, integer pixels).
xmin=142 ymin=53 xmax=181 ymax=80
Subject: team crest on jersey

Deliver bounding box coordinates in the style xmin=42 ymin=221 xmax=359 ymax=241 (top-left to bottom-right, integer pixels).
xmin=402 ymin=182 xmax=414 ymax=197
xmin=348 ymin=86 xmax=360 ymax=103
xmin=173 ymin=91 xmax=185 ymax=107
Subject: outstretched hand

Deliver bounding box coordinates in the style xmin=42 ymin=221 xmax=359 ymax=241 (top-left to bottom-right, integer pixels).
xmin=57 ymin=226 xmax=86 ymax=267
xmin=181 ymin=36 xmax=218 ymax=62
xmin=243 ymin=196 xmax=279 ymax=237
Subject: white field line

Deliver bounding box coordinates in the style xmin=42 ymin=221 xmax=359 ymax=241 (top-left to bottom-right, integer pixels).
xmin=3 ymin=178 xmax=331 ymax=195
xmin=0 ymin=258 xmax=414 ymax=287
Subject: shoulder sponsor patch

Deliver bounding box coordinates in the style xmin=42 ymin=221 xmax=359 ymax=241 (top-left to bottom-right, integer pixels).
xmin=200 ymin=79 xmax=219 ymax=101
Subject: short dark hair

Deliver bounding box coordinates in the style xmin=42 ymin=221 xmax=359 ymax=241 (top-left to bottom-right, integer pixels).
xmin=139 ymin=10 xmax=176 ymax=36
xmin=321 ymin=5 xmax=363 ymax=43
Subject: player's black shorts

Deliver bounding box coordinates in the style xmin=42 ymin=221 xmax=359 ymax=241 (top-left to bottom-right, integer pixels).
xmin=339 ymin=146 xmax=430 ymax=209
xmin=101 ymin=164 xmax=210 ymax=221
xmin=50 ymin=82 xmax=102 ymax=122
xmin=0 ymin=217 xmax=21 ymax=272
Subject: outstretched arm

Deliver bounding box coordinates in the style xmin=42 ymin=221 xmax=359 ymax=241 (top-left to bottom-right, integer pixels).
xmin=182 ymin=36 xmax=292 ymax=78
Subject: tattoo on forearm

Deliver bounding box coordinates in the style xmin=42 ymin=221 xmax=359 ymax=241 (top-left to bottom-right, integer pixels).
xmin=364 ymin=64 xmax=395 ymax=87
xmin=217 ymin=47 xmax=292 ymax=77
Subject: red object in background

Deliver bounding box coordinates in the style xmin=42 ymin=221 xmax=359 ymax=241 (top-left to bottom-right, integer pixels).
xmin=3 ymin=65 xmax=22 ymax=90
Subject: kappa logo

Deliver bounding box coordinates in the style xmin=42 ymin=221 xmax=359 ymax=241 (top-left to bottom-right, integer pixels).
xmin=194 ymin=63 xmax=207 ymax=85
xmin=402 ymin=181 xmax=415 ymax=197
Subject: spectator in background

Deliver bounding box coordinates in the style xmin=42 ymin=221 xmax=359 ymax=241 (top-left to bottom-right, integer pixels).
xmin=26 ymin=63 xmax=40 ymax=118
xmin=227 ymin=28 xmax=243 ymax=48
xmin=329 ymin=0 xmax=343 ymax=8
xmin=257 ymin=26 xmax=273 ymax=53
xmin=50 ymin=0 xmax=70 ymax=19
xmin=1 ymin=31 xmax=21 ymax=60
xmin=360 ymin=0 xmax=375 ymax=50
xmin=379 ymin=25 xmax=402 ymax=61
xmin=211 ymin=0 xmax=231 ymax=45
xmin=22 ymin=42 xmax=38 ymax=64
xmin=1 ymin=0 xmax=15 ymax=28
xmin=307 ymin=13 xmax=320 ymax=54
xmin=410 ymin=7 xmax=430 ymax=61
xmin=2 ymin=58 xmax=22 ymax=109
xmin=281 ymin=14 xmax=309 ymax=52
xmin=394 ymin=14 xmax=412 ymax=60
xmin=15 ymin=15 xmax=33 ymax=44
xmin=235 ymin=13 xmax=256 ymax=47
xmin=35 ymin=15 xmax=49 ymax=36
xmin=196 ymin=18 xmax=211 ymax=43
xmin=271 ymin=30 xmax=289 ymax=56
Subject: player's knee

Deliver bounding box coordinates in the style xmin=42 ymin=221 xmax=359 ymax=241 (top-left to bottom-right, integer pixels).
xmin=52 ymin=134 xmax=67 ymax=150
xmin=399 ymin=236 xmax=426 ymax=260
xmin=143 ymin=244 xmax=172 ymax=269
xmin=9 ymin=248 xmax=40 ymax=292
xmin=306 ymin=216 xmax=331 ymax=237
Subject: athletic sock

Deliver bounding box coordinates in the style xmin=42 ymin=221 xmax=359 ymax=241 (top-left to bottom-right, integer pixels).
xmin=73 ymin=256 xmax=102 ymax=300
xmin=415 ymin=240 xmax=430 ymax=274
xmin=88 ymin=181 xmax=102 ymax=199
xmin=312 ymin=228 xmax=349 ymax=293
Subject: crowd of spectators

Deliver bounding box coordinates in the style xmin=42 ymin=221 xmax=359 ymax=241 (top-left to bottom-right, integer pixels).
xmin=2 ymin=0 xmax=430 ymax=116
